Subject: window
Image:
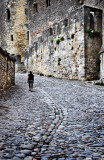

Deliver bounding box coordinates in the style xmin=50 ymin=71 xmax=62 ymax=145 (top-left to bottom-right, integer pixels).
xmin=7 ymin=59 xmax=8 ymax=72
xmin=7 ymin=9 xmax=10 ymax=20
xmin=35 ymin=42 xmax=38 ymax=52
xmin=90 ymin=12 xmax=95 ymax=30
xmin=11 ymin=35 xmax=13 ymax=41
xmin=34 ymin=3 xmax=38 ymax=12
xmin=25 ymin=8 xmax=28 ymax=16
xmin=57 ymin=25 xmax=60 ymax=34
xmin=46 ymin=0 xmax=50 ymax=7
xmin=27 ymin=31 xmax=29 ymax=40
xmin=50 ymin=28 xmax=53 ymax=36
xmin=64 ymin=19 xmax=68 ymax=27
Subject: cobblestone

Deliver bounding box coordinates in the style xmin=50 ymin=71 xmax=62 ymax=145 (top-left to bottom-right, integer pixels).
xmin=0 ymin=73 xmax=104 ymax=159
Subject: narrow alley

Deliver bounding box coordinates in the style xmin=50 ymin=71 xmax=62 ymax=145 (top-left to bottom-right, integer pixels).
xmin=0 ymin=73 xmax=104 ymax=160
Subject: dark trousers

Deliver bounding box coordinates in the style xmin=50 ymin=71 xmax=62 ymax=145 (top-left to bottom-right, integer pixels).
xmin=29 ymin=80 xmax=33 ymax=89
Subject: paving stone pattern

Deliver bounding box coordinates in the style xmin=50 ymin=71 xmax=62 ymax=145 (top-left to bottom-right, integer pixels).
xmin=0 ymin=73 xmax=104 ymax=160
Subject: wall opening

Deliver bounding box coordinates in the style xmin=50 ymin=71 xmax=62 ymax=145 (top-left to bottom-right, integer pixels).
xmin=27 ymin=31 xmax=29 ymax=40
xmin=7 ymin=59 xmax=9 ymax=72
xmin=58 ymin=58 xmax=61 ymax=65
xmin=64 ymin=18 xmax=68 ymax=27
xmin=35 ymin=42 xmax=38 ymax=52
xmin=46 ymin=0 xmax=50 ymax=7
xmin=25 ymin=8 xmax=28 ymax=16
xmin=11 ymin=35 xmax=13 ymax=41
xmin=50 ymin=28 xmax=53 ymax=36
xmin=7 ymin=9 xmax=10 ymax=20
xmin=90 ymin=12 xmax=95 ymax=30
xmin=34 ymin=3 xmax=38 ymax=12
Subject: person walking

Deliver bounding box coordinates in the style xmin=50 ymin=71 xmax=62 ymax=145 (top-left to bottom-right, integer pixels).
xmin=28 ymin=71 xmax=34 ymax=91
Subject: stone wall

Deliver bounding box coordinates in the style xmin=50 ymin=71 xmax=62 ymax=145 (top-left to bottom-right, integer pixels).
xmin=84 ymin=6 xmax=102 ymax=80
xmin=28 ymin=0 xmax=81 ymax=44
xmin=25 ymin=6 xmax=85 ymax=80
xmin=0 ymin=0 xmax=104 ymax=80
xmin=25 ymin=1 xmax=104 ymax=80
xmin=100 ymin=45 xmax=104 ymax=81
xmin=0 ymin=0 xmax=29 ymax=62
xmin=0 ymin=47 xmax=15 ymax=92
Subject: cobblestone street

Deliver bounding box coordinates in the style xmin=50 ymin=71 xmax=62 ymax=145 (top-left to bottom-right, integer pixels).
xmin=0 ymin=73 xmax=104 ymax=160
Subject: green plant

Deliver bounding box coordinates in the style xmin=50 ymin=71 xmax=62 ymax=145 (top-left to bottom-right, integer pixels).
xmin=47 ymin=75 xmax=52 ymax=77
xmin=51 ymin=40 xmax=53 ymax=43
xmin=40 ymin=73 xmax=44 ymax=76
xmin=86 ymin=29 xmax=100 ymax=37
xmin=85 ymin=44 xmax=87 ymax=49
xmin=95 ymin=81 xmax=104 ymax=86
xmin=86 ymin=28 xmax=94 ymax=37
xmin=54 ymin=47 xmax=56 ymax=50
xmin=67 ymin=37 xmax=70 ymax=39
xmin=56 ymin=39 xmax=60 ymax=45
xmin=22 ymin=70 xmax=27 ymax=73
xmin=60 ymin=36 xmax=64 ymax=41
xmin=55 ymin=112 xmax=60 ymax=115
xmin=71 ymin=46 xmax=73 ymax=50
xmin=71 ymin=33 xmax=75 ymax=39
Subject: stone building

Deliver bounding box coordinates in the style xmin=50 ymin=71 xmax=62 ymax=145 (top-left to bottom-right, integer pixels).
xmin=0 ymin=0 xmax=29 ymax=71
xmin=0 ymin=47 xmax=15 ymax=92
xmin=24 ymin=0 xmax=104 ymax=81
xmin=0 ymin=0 xmax=104 ymax=81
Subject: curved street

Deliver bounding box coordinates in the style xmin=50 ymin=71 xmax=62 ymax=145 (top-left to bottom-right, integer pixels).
xmin=0 ymin=73 xmax=104 ymax=160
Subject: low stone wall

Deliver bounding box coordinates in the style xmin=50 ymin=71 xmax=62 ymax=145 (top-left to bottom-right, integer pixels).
xmin=100 ymin=45 xmax=104 ymax=82
xmin=0 ymin=47 xmax=16 ymax=92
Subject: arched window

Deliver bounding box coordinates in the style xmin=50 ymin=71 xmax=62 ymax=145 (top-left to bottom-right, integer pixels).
xmin=46 ymin=0 xmax=50 ymax=7
xmin=90 ymin=12 xmax=95 ymax=30
xmin=7 ymin=9 xmax=10 ymax=20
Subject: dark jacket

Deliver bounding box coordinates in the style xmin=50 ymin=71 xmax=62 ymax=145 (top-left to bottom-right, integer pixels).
xmin=28 ymin=73 xmax=34 ymax=82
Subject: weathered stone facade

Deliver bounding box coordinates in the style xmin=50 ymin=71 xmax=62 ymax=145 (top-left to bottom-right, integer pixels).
xmin=0 ymin=48 xmax=15 ymax=92
xmin=23 ymin=0 xmax=104 ymax=81
xmin=84 ymin=6 xmax=102 ymax=80
xmin=0 ymin=0 xmax=104 ymax=80
xmin=100 ymin=45 xmax=104 ymax=81
xmin=0 ymin=0 xmax=29 ymax=64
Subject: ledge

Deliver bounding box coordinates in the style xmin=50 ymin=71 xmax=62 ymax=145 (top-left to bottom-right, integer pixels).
xmin=0 ymin=47 xmax=16 ymax=61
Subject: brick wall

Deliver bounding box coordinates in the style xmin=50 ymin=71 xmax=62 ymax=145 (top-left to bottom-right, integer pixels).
xmin=0 ymin=47 xmax=15 ymax=92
